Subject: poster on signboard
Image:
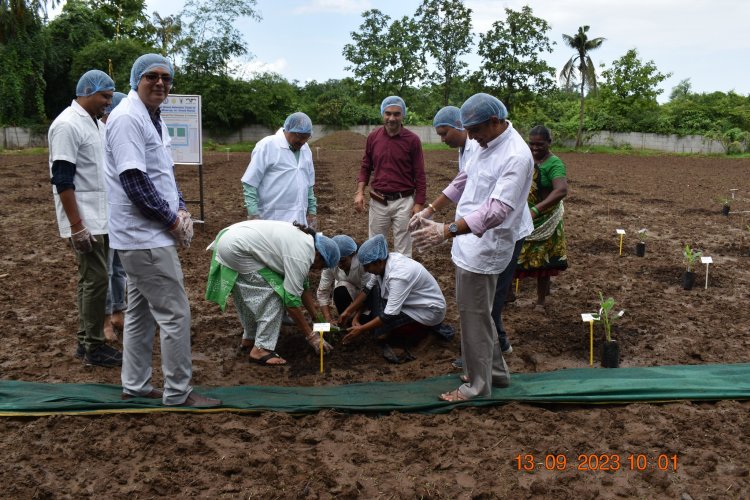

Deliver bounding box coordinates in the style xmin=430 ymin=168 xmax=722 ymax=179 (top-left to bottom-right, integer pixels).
xmin=160 ymin=94 xmax=202 ymax=165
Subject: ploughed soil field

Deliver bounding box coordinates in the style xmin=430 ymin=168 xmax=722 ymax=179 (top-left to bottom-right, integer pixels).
xmin=1 ymin=130 xmax=750 ymax=498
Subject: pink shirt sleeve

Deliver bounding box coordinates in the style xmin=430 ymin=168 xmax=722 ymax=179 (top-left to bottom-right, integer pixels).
xmin=464 ymin=199 xmax=512 ymax=237
xmin=442 ymin=171 xmax=467 ymax=203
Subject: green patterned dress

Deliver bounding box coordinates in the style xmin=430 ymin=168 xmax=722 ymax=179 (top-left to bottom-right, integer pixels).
xmin=515 ymin=154 xmax=568 ymax=278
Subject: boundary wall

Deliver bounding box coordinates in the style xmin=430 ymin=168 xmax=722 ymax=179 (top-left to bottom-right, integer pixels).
xmin=2 ymin=125 xmax=725 ymax=154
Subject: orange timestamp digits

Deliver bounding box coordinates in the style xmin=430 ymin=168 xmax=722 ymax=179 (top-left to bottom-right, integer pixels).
xmin=515 ymin=453 xmax=678 ymax=472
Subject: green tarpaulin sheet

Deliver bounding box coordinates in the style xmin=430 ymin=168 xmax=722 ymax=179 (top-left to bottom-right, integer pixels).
xmin=2 ymin=363 xmax=750 ymax=416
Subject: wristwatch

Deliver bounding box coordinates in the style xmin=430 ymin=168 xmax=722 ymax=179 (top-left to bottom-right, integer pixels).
xmin=448 ymin=222 xmax=459 ymax=238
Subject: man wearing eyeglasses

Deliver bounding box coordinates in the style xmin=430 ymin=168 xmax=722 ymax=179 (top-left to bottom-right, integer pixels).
xmin=240 ymin=112 xmax=318 ymax=229
xmin=104 ymin=53 xmax=221 ymax=408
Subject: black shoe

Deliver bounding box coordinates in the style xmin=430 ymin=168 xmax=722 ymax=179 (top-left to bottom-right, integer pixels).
xmin=74 ymin=343 xmax=85 ymax=360
xmin=84 ymin=343 xmax=123 ymax=367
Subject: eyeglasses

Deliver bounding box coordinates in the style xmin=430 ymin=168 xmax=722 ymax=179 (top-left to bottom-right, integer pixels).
xmin=142 ymin=73 xmax=173 ymax=85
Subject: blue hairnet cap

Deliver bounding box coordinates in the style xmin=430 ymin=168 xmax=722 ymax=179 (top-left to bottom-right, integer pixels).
xmin=315 ymin=234 xmax=341 ymax=269
xmin=283 ymin=112 xmax=313 ymax=135
xmin=130 ymin=53 xmax=174 ymax=90
xmin=358 ymin=234 xmax=388 ymax=266
xmin=433 ymin=106 xmax=463 ymax=130
xmin=460 ymin=93 xmax=508 ymax=127
xmin=380 ymin=96 xmax=406 ymax=117
xmin=332 ymin=235 xmax=357 ymax=258
xmin=104 ymin=91 xmax=127 ymax=115
xmin=76 ymin=70 xmax=115 ymax=97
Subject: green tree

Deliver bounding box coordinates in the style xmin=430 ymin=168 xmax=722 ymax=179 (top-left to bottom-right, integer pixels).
xmin=477 ymin=5 xmax=555 ymax=113
xmin=669 ymin=78 xmax=692 ymax=101
xmin=384 ymin=16 xmax=426 ymax=95
xmin=415 ymin=0 xmax=473 ymax=105
xmin=84 ymin=0 xmax=153 ymax=40
xmin=1 ymin=0 xmax=58 ymax=43
xmin=42 ymin=0 xmax=108 ymax=118
xmin=342 ymin=9 xmax=391 ymax=106
xmin=0 ymin=0 xmax=55 ymax=124
xmin=559 ymin=25 xmax=605 ymax=148
xmin=71 ymin=37 xmax=156 ymax=91
xmin=151 ymin=11 xmax=182 ymax=57
xmin=178 ymin=0 xmax=260 ymax=76
xmin=597 ymin=48 xmax=671 ymax=131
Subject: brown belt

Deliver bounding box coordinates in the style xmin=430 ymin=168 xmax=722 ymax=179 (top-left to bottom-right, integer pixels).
xmin=379 ymin=190 xmax=414 ymax=201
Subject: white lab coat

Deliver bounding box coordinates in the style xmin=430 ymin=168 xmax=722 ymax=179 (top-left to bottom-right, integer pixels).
xmin=49 ymin=100 xmax=108 ymax=238
xmin=241 ymin=129 xmax=315 ymax=224
xmin=452 ymin=121 xmax=534 ymax=274
xmin=104 ymin=90 xmax=179 ymax=250
xmin=365 ymin=252 xmax=446 ymax=326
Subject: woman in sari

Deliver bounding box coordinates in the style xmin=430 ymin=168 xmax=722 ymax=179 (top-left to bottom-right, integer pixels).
xmin=206 ymin=220 xmax=339 ymax=365
xmin=513 ymin=125 xmax=568 ymax=310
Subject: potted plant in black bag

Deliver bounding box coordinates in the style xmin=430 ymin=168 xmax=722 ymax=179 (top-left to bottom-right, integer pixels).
xmin=596 ymin=292 xmax=625 ymax=368
xmin=635 ymin=228 xmax=648 ymax=257
xmin=682 ymin=244 xmax=701 ymax=290
xmin=719 ymin=197 xmax=731 ymax=216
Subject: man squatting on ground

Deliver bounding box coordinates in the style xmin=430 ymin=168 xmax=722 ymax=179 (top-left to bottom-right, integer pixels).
xmin=340 ymin=234 xmax=454 ymax=361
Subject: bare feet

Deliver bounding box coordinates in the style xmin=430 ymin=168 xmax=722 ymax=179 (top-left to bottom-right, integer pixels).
xmin=103 ymin=315 xmax=118 ymax=342
xmin=111 ymin=310 xmax=124 ymax=332
xmin=439 ymin=388 xmax=470 ymax=402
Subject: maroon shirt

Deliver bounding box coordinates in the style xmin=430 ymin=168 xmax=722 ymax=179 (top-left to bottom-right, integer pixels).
xmin=357 ymin=126 xmax=427 ymax=205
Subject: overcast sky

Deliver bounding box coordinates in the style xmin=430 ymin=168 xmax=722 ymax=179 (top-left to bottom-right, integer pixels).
xmin=139 ymin=0 xmax=747 ymax=103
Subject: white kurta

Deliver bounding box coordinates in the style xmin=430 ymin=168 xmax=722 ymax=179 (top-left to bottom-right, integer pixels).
xmin=104 ymin=90 xmax=179 ymax=250
xmin=215 ymin=220 xmax=315 ymax=298
xmin=48 ymin=100 xmax=108 ymax=238
xmin=241 ymin=128 xmax=315 ymax=223
xmin=452 ymin=122 xmax=534 ymax=274
xmin=365 ymin=252 xmax=446 ymax=326
xmin=316 ymin=254 xmax=372 ymax=306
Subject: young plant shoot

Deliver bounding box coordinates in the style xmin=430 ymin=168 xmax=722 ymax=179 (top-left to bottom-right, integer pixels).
xmin=683 ymin=244 xmax=702 ymax=272
xmin=597 ymin=292 xmax=625 ymax=343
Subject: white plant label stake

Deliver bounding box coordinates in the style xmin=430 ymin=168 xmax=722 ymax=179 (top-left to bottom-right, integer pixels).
xmin=616 ymin=229 xmax=626 ymax=256
xmin=700 ymin=256 xmax=713 ymax=289
xmin=730 ymin=189 xmax=738 ymax=200
xmin=313 ymin=322 xmax=331 ymax=373
xmin=581 ymin=313 xmax=597 ymax=366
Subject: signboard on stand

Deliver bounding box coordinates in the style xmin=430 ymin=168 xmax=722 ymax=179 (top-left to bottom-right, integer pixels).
xmin=159 ymin=94 xmax=205 ymax=220
xmin=160 ymin=94 xmax=202 ymax=164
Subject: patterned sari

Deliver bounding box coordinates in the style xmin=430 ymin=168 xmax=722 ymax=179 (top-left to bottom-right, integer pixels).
xmin=515 ymin=155 xmax=568 ymax=278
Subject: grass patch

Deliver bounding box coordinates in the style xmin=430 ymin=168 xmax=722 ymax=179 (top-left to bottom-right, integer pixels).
xmin=203 ymin=140 xmax=256 ymax=153
xmin=0 ymin=147 xmax=49 ymax=156
xmin=422 ymin=143 xmax=452 ymax=151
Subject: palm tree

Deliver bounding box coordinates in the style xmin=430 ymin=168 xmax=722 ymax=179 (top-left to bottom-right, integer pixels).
xmin=0 ymin=0 xmax=59 ymax=43
xmin=560 ymin=25 xmax=605 ymax=148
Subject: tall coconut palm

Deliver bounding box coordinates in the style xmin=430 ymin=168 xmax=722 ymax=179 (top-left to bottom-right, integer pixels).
xmin=560 ymin=25 xmax=605 ymax=148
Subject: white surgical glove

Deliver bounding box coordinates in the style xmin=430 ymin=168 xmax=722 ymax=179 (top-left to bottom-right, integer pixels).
xmin=71 ymin=226 xmax=96 ymax=254
xmin=408 ymin=208 xmax=433 ymax=231
xmin=411 ymin=218 xmax=446 ymax=251
xmin=306 ymin=214 xmax=318 ymax=230
xmin=306 ymin=332 xmax=333 ymax=354
xmin=180 ymin=210 xmax=194 ymax=247
xmin=169 ymin=210 xmax=193 ymax=249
